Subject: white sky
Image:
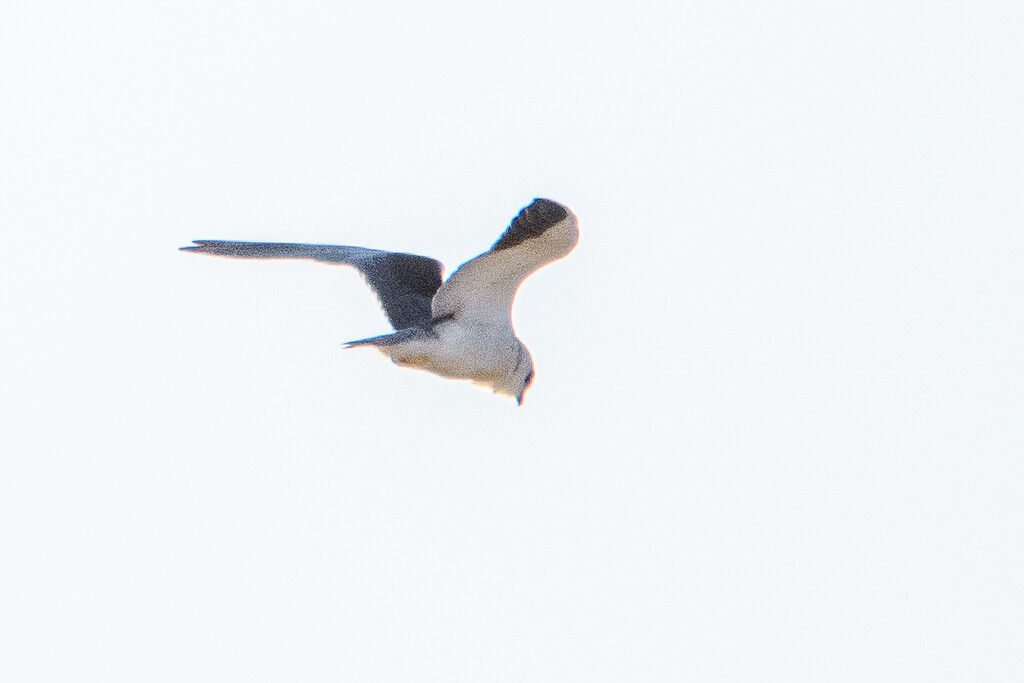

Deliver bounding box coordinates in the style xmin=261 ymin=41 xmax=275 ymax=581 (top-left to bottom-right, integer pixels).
xmin=2 ymin=1 xmax=1022 ymax=681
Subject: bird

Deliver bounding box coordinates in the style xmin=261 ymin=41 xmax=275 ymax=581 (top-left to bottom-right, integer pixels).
xmin=180 ymin=198 xmax=578 ymax=405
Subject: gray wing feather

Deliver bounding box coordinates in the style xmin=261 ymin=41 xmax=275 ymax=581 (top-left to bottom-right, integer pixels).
xmin=181 ymin=241 xmax=443 ymax=331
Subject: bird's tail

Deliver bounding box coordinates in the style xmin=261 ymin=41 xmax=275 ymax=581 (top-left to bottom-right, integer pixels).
xmin=342 ymin=327 xmax=430 ymax=349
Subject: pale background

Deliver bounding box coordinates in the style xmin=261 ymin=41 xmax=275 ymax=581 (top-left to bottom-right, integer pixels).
xmin=2 ymin=2 xmax=1022 ymax=681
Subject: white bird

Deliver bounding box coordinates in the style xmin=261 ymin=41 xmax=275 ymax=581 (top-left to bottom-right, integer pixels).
xmin=181 ymin=198 xmax=578 ymax=405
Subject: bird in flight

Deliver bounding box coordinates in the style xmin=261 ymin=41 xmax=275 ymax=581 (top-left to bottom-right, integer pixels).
xmin=181 ymin=198 xmax=578 ymax=405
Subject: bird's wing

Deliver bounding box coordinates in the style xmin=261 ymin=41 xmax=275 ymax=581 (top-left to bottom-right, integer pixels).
xmin=430 ymin=199 xmax=578 ymax=326
xmin=180 ymin=241 xmax=443 ymax=331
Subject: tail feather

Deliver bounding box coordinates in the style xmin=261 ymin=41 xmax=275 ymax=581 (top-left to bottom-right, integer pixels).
xmin=343 ymin=327 xmax=432 ymax=349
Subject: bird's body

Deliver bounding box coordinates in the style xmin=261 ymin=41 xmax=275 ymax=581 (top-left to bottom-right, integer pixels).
xmin=181 ymin=198 xmax=577 ymax=404
xmin=372 ymin=320 xmax=528 ymax=394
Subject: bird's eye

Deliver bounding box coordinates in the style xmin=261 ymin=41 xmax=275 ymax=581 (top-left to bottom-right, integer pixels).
xmin=524 ymin=370 xmax=534 ymax=386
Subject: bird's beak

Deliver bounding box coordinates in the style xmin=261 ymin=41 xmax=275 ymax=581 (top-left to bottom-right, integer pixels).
xmin=516 ymin=394 xmax=524 ymax=406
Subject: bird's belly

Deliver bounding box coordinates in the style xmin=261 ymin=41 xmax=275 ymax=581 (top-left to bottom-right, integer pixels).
xmin=386 ymin=325 xmax=512 ymax=382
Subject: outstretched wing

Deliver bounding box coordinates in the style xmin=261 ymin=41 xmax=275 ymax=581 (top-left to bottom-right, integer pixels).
xmin=430 ymin=198 xmax=578 ymax=326
xmin=180 ymin=241 xmax=443 ymax=331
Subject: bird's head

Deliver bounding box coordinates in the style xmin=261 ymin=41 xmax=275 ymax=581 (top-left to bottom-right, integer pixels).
xmin=511 ymin=344 xmax=536 ymax=407
xmin=488 ymin=343 xmax=536 ymax=406
xmin=516 ymin=366 xmax=535 ymax=406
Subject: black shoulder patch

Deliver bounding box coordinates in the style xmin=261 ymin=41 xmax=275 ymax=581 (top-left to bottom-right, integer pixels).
xmin=492 ymin=198 xmax=569 ymax=251
xmin=361 ymin=253 xmax=444 ymax=331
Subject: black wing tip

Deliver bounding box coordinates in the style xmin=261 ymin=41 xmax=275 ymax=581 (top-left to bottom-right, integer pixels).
xmin=528 ymin=197 xmax=566 ymax=210
xmin=524 ymin=198 xmax=569 ymax=223
xmin=492 ymin=198 xmax=571 ymax=252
